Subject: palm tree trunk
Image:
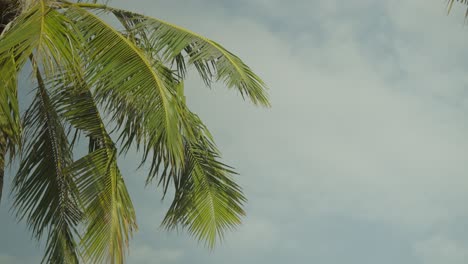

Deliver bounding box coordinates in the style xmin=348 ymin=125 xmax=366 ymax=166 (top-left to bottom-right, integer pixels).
xmin=0 ymin=0 xmax=20 ymax=35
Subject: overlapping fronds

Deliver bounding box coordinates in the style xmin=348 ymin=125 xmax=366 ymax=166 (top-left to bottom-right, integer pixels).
xmin=0 ymin=1 xmax=83 ymax=78
xmin=66 ymin=3 xmax=269 ymax=106
xmin=0 ymin=2 xmax=84 ymax=205
xmin=66 ymin=5 xmax=185 ymax=172
xmin=70 ymin=148 xmax=136 ymax=264
xmin=1 ymin=1 xmax=269 ymax=262
xmin=112 ymin=8 xmax=270 ymax=106
xmin=53 ymin=74 xmax=137 ymax=264
xmin=12 ymin=67 xmax=81 ymax=264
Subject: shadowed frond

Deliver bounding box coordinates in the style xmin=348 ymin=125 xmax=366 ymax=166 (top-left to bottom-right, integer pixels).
xmin=0 ymin=56 xmax=21 ymax=202
xmin=12 ymin=65 xmax=81 ymax=264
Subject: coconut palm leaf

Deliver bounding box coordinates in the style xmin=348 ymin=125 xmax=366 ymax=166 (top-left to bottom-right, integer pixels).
xmin=12 ymin=65 xmax=81 ymax=264
xmin=63 ymin=4 xmax=252 ymax=248
xmin=63 ymin=2 xmax=269 ymax=106
xmin=53 ymin=74 xmax=137 ymax=263
xmin=112 ymin=9 xmax=270 ymax=106
xmin=0 ymin=1 xmax=83 ymax=79
xmin=64 ymin=5 xmax=192 ymax=196
xmin=157 ymin=82 xmax=245 ymax=248
xmin=1 ymin=1 xmax=269 ymax=261
xmin=64 ymin=5 xmax=185 ymax=169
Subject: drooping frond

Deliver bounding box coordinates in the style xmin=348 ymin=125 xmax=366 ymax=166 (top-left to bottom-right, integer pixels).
xmin=63 ymin=5 xmax=192 ymax=196
xmin=162 ymin=102 xmax=246 ymax=248
xmin=69 ymin=148 xmax=136 ymax=264
xmin=12 ymin=66 xmax=81 ymax=264
xmin=53 ymin=75 xmax=137 ymax=264
xmin=63 ymin=5 xmax=250 ymax=247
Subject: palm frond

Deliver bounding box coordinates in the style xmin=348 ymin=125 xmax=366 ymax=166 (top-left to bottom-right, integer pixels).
xmin=64 ymin=5 xmax=191 ymax=196
xmin=112 ymin=8 xmax=270 ymax=107
xmin=53 ymin=74 xmax=137 ymax=263
xmin=0 ymin=1 xmax=83 ymax=78
xmin=1 ymin=0 xmax=265 ymax=257
xmin=70 ymin=149 xmax=136 ymax=264
xmin=64 ymin=6 xmax=185 ymax=170
xmin=64 ymin=2 xmax=269 ymax=106
xmin=162 ymin=105 xmax=246 ymax=248
xmin=12 ymin=65 xmax=81 ymax=264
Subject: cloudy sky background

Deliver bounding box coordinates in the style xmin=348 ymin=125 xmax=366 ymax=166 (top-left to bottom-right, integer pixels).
xmin=2 ymin=0 xmax=468 ymax=263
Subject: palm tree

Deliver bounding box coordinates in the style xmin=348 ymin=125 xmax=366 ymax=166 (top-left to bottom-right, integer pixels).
xmin=0 ymin=0 xmax=269 ymax=263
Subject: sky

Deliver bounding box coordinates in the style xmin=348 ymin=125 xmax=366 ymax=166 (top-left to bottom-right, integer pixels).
xmin=2 ymin=0 xmax=468 ymax=263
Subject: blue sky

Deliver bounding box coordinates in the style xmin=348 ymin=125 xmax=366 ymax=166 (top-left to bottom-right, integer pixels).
xmin=2 ymin=0 xmax=468 ymax=263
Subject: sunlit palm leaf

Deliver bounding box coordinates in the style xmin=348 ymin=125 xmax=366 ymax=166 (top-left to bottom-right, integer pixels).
xmin=66 ymin=4 xmax=253 ymax=247
xmin=103 ymin=6 xmax=269 ymax=106
xmin=64 ymin=5 xmax=191 ymax=196
xmin=65 ymin=5 xmax=185 ymax=171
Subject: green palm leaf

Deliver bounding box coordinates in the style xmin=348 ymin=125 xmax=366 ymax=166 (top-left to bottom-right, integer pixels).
xmin=12 ymin=65 xmax=81 ymax=264
xmin=65 ymin=2 xmax=269 ymax=106
xmin=161 ymin=82 xmax=246 ymax=248
xmin=65 ymin=5 xmax=185 ymax=169
xmin=53 ymin=75 xmax=137 ymax=263
xmin=0 ymin=2 xmax=83 ymax=79
xmin=1 ymin=1 xmax=269 ymax=261
xmin=113 ymin=9 xmax=269 ymax=106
